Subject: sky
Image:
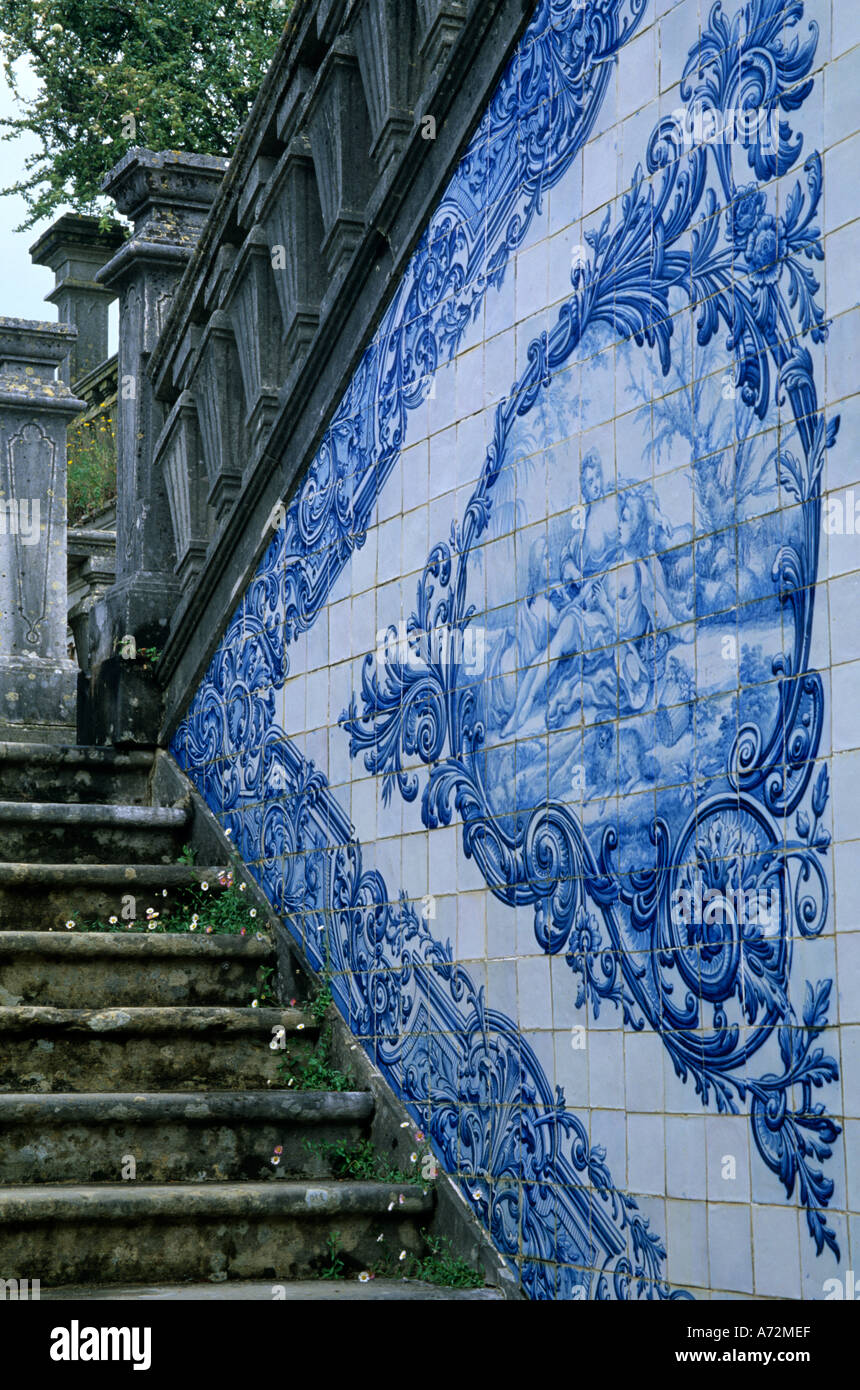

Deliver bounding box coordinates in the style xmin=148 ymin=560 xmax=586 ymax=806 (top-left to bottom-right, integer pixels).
xmin=0 ymin=58 xmax=61 ymax=321
xmin=0 ymin=56 xmax=116 ymax=349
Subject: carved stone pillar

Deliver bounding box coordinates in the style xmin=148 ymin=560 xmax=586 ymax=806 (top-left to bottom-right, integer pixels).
xmin=194 ymin=312 xmax=244 ymax=522
xmin=80 ymin=149 xmax=226 ymax=745
xmin=305 ymin=39 xmax=375 ymax=282
xmin=0 ymin=319 xmax=84 ymax=742
xmin=352 ymin=0 xmax=419 ymax=174
xmin=29 ymin=214 xmax=124 ymax=387
xmin=156 ymin=391 xmax=208 ymax=594
xmin=222 ymin=227 xmax=287 ymax=450
xmin=416 ymin=0 xmax=468 ymax=72
xmin=260 ymin=137 xmax=325 ymax=373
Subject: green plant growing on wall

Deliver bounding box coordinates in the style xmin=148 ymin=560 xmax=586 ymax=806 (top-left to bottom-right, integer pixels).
xmin=66 ymin=410 xmax=117 ymax=523
xmin=0 ymin=0 xmax=294 ymax=229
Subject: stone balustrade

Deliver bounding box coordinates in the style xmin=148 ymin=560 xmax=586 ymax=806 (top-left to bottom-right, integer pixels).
xmin=141 ymin=0 xmax=525 ymax=742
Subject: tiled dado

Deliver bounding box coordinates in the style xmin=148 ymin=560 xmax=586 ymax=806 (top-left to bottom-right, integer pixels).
xmin=171 ymin=0 xmax=860 ymax=1299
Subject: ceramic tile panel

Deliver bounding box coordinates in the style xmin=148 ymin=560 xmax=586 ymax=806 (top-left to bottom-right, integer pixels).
xmin=172 ymin=0 xmax=858 ymax=1299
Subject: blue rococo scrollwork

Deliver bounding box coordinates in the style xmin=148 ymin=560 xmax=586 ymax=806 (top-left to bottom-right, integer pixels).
xmin=173 ymin=0 xmax=701 ymax=1299
xmin=172 ymin=0 xmax=844 ymax=1295
xmin=342 ymin=0 xmax=842 ymax=1258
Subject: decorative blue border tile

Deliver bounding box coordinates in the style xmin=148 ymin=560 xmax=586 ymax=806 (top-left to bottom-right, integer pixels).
xmin=173 ymin=0 xmax=844 ymax=1297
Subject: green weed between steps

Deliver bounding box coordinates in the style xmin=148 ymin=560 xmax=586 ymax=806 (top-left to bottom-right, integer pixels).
xmin=320 ymin=1229 xmax=484 ymax=1289
xmin=277 ymin=981 xmax=354 ymax=1092
xmin=59 ymin=879 xmax=268 ymax=938
xmin=374 ymin=1232 xmax=485 ymax=1288
xmin=303 ymin=1136 xmax=426 ymax=1187
xmin=319 ymin=1231 xmax=346 ymax=1280
xmin=58 ymin=844 xmax=269 ymax=939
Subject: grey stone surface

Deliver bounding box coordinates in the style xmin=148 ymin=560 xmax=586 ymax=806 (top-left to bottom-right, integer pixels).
xmin=29 ymin=214 xmax=125 ymax=386
xmin=0 ymin=741 xmax=152 ymax=803
xmin=304 ymin=38 xmax=374 ymax=281
xmin=0 ymin=860 xmax=227 ymax=932
xmin=0 ymin=1182 xmax=432 ymax=1286
xmin=0 ymin=797 xmax=188 ymax=863
xmin=0 ymin=1005 xmax=317 ymax=1092
xmin=0 ymin=930 xmax=273 ymax=1007
xmin=41 ymin=1279 xmax=502 ymax=1300
xmin=0 ymin=1089 xmax=374 ymax=1184
xmin=0 ymin=742 xmax=492 ymax=1297
xmin=0 ymin=319 xmax=84 ymax=741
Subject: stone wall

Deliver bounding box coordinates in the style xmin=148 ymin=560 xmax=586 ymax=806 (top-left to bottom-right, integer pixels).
xmin=163 ymin=0 xmax=858 ymax=1298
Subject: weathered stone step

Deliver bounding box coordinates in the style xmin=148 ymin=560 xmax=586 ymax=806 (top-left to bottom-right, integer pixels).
xmin=0 ymin=1182 xmax=434 ymax=1285
xmin=40 ymin=1279 xmax=502 ymax=1300
xmin=0 ymin=1006 xmax=317 ymax=1092
xmin=0 ymin=801 xmax=188 ymax=863
xmin=0 ymin=1091 xmax=373 ymax=1183
xmin=0 ymin=743 xmax=153 ymax=805
xmin=0 ymin=932 xmax=273 ymax=1008
xmin=0 ymin=863 xmax=226 ymax=930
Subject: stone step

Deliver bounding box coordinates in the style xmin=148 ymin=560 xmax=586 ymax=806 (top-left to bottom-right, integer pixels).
xmin=0 ymin=1006 xmax=317 ymax=1092
xmin=0 ymin=932 xmax=273 ymax=1008
xmin=0 ymin=1182 xmax=434 ymax=1286
xmin=0 ymin=801 xmax=188 ymax=864
xmin=0 ymin=1091 xmax=374 ymax=1184
xmin=0 ymin=743 xmax=153 ymax=805
xmin=0 ymin=863 xmax=227 ymax=930
xmin=40 ymin=1279 xmax=502 ymax=1300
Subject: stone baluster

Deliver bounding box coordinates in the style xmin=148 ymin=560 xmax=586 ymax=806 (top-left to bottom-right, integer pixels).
xmin=351 ymin=0 xmax=419 ymax=174
xmin=416 ymin=0 xmax=468 ymax=72
xmin=304 ymin=37 xmax=375 ymax=284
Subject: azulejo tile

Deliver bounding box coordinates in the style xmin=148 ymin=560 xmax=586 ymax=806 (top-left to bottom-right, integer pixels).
xmin=172 ymin=0 xmax=852 ymax=1300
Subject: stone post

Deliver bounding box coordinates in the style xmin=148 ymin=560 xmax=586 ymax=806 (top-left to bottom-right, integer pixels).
xmin=79 ymin=149 xmax=226 ymax=745
xmin=29 ymin=214 xmax=125 ymax=387
xmin=0 ymin=319 xmax=85 ymax=742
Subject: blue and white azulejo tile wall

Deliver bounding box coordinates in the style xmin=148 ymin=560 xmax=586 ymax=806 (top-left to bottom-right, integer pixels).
xmin=171 ymin=0 xmax=860 ymax=1299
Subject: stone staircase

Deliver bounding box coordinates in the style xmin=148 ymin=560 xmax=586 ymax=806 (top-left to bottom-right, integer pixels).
xmin=0 ymin=743 xmax=497 ymax=1299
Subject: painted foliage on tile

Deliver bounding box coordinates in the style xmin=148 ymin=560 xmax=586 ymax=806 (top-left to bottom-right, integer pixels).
xmin=173 ymin=0 xmax=842 ymax=1297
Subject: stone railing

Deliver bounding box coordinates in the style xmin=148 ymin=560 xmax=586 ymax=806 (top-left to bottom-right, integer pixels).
xmin=1 ymin=0 xmax=528 ymax=744
xmin=139 ymin=0 xmax=530 ymax=742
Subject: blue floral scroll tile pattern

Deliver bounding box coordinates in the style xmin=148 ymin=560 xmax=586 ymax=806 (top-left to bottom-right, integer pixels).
xmin=173 ymin=0 xmax=845 ymax=1297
